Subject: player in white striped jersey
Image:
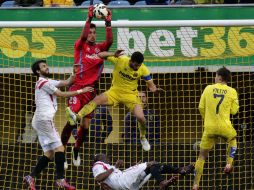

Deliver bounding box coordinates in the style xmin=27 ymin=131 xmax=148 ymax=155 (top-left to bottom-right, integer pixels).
xmin=92 ymin=153 xmax=194 ymax=190
xmin=23 ymin=59 xmax=94 ymax=190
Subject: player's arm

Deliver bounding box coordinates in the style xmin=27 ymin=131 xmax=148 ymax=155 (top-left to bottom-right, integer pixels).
xmin=56 ymin=74 xmax=76 ymax=88
xmin=98 ymin=50 xmax=124 ymax=60
xmin=142 ymin=65 xmax=164 ymax=93
xmin=146 ymin=80 xmax=157 ymax=92
xmin=95 ymin=168 xmax=114 ymax=182
xmin=75 ymin=6 xmax=94 ymax=50
xmin=198 ymin=87 xmax=207 ymax=119
xmin=230 ymin=89 xmax=239 ymax=115
xmin=101 ymin=10 xmax=113 ymax=51
xmin=54 ymin=87 xmax=94 ymax=98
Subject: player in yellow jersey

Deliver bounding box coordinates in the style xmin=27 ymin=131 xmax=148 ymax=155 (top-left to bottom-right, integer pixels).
xmin=66 ymin=50 xmax=163 ymax=151
xmin=192 ymin=67 xmax=239 ymax=190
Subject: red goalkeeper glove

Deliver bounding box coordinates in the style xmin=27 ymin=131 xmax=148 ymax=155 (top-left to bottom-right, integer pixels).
xmin=105 ymin=9 xmax=112 ymax=27
xmin=87 ymin=5 xmax=94 ymax=21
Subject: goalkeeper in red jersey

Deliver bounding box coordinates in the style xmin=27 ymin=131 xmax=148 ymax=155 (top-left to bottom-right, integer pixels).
xmin=193 ymin=67 xmax=239 ymax=190
xmin=61 ymin=6 xmax=113 ymax=168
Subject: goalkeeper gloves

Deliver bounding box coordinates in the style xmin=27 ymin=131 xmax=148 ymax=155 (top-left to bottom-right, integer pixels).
xmin=105 ymin=10 xmax=112 ymax=27
xmin=88 ymin=5 xmax=94 ymax=21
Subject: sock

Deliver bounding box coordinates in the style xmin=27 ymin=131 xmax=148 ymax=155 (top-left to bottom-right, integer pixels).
xmin=74 ymin=127 xmax=89 ymax=150
xmin=55 ymin=152 xmax=65 ymax=179
xmin=77 ymin=101 xmax=97 ymax=119
xmin=193 ymin=158 xmax=205 ymax=187
xmin=61 ymin=122 xmax=76 ymax=146
xmin=226 ymin=139 xmax=237 ymax=165
xmin=149 ymin=164 xmax=164 ymax=183
xmin=30 ymin=155 xmax=50 ymax=177
xmin=138 ymin=120 xmax=147 ymax=139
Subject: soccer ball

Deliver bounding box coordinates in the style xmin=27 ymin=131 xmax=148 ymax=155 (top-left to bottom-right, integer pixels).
xmin=93 ymin=3 xmax=108 ymax=19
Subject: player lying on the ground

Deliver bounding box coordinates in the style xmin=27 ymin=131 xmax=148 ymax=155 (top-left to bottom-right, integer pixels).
xmin=92 ymin=153 xmax=194 ymax=190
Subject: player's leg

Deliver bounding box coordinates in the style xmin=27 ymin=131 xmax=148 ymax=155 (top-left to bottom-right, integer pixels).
xmin=24 ymin=120 xmax=54 ymax=189
xmin=61 ymin=122 xmax=77 ymax=169
xmin=24 ymin=150 xmax=53 ymax=190
xmin=193 ymin=130 xmax=214 ymax=190
xmin=132 ymin=104 xmax=150 ymax=151
xmin=224 ymin=128 xmax=237 ymax=174
xmin=66 ymin=92 xmax=110 ymax=125
xmin=144 ymin=162 xmax=177 ymax=189
xmin=158 ymin=163 xmax=195 ymax=176
xmin=77 ymin=92 xmax=109 ymax=119
xmin=71 ymin=90 xmax=100 ymax=166
xmin=54 ymin=145 xmax=76 ymax=190
xmin=61 ymin=91 xmax=82 ymax=168
xmin=72 ymin=117 xmax=91 ymax=167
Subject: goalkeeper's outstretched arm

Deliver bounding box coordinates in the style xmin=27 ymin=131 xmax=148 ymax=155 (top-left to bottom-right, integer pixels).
xmin=79 ymin=6 xmax=94 ymax=44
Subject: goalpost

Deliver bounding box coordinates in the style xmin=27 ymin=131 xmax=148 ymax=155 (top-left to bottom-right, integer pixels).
xmin=0 ymin=20 xmax=253 ymax=190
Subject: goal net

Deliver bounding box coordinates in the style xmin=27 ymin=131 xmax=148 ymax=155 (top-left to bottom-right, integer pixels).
xmin=0 ymin=20 xmax=253 ymax=190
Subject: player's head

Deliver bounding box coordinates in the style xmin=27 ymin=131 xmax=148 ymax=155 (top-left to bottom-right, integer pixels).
xmin=94 ymin=153 xmax=109 ymax=163
xmin=129 ymin=51 xmax=144 ymax=71
xmin=31 ymin=59 xmax=50 ymax=78
xmin=215 ymin=67 xmax=231 ymax=83
xmin=87 ymin=23 xmax=96 ymax=44
xmin=138 ymin=92 xmax=147 ymax=107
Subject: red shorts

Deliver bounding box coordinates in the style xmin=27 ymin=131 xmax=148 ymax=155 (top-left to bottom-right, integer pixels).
xmin=68 ymin=84 xmax=96 ymax=119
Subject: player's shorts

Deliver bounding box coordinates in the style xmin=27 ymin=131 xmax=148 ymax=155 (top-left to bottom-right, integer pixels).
xmin=68 ymin=84 xmax=97 ymax=118
xmin=32 ymin=118 xmax=62 ymax=153
xmin=121 ymin=163 xmax=147 ymax=190
xmin=200 ymin=125 xmax=237 ymax=150
xmin=105 ymin=88 xmax=142 ymax=111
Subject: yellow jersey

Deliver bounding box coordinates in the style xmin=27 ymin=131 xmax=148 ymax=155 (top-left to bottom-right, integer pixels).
xmin=199 ymin=83 xmax=239 ymax=128
xmin=107 ymin=56 xmax=151 ymax=94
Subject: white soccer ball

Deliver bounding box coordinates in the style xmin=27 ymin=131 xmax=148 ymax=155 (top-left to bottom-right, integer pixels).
xmin=93 ymin=3 xmax=108 ymax=19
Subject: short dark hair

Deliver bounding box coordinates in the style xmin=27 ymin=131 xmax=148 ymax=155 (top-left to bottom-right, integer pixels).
xmin=94 ymin=153 xmax=106 ymax=162
xmin=31 ymin=59 xmax=46 ymax=77
xmin=90 ymin=23 xmax=96 ymax=29
xmin=131 ymin=51 xmax=144 ymax=64
xmin=216 ymin=67 xmax=231 ymax=82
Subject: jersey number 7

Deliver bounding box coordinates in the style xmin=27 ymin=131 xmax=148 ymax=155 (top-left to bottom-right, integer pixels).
xmin=213 ymin=94 xmax=225 ymax=114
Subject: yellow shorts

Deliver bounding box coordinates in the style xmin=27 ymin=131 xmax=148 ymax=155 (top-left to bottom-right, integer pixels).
xmin=104 ymin=88 xmax=141 ymax=111
xmin=200 ymin=125 xmax=237 ymax=150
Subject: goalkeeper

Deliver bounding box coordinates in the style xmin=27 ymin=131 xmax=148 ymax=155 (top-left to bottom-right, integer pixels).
xmin=61 ymin=5 xmax=113 ymax=168
xmin=193 ymin=67 xmax=239 ymax=190
xmin=66 ymin=50 xmax=163 ymax=151
xmin=92 ymin=153 xmax=194 ymax=190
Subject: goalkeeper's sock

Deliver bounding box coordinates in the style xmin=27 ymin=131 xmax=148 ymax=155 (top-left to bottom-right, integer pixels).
xmin=193 ymin=158 xmax=205 ymax=187
xmin=74 ymin=127 xmax=89 ymax=149
xmin=31 ymin=155 xmax=50 ymax=177
xmin=138 ymin=120 xmax=147 ymax=139
xmin=77 ymin=101 xmax=97 ymax=119
xmin=226 ymin=138 xmax=237 ymax=165
xmin=61 ymin=122 xmax=76 ymax=146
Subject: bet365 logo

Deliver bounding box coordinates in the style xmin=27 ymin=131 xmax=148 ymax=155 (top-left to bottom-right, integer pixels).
xmin=117 ymin=27 xmax=254 ymax=58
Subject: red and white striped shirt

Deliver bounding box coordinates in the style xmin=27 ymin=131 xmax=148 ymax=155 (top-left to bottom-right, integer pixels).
xmin=92 ymin=161 xmax=147 ymax=190
xmin=34 ymin=77 xmax=60 ymax=121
